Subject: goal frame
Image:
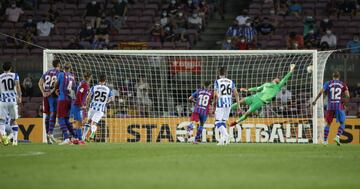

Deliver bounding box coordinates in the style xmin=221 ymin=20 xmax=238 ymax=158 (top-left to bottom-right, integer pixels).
xmin=43 ymin=49 xmax=320 ymax=144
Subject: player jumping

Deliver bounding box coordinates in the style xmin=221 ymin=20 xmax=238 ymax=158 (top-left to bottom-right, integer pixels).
xmin=187 ymin=81 xmax=214 ymax=144
xmin=230 ymin=64 xmax=295 ymax=126
xmin=214 ymin=67 xmax=241 ymax=146
xmin=312 ymin=71 xmax=350 ymax=146
xmin=82 ymin=74 xmax=113 ymax=142
xmin=70 ymin=71 xmax=92 ymax=145
xmin=55 ymin=62 xmax=76 ymax=145
xmin=0 ymin=61 xmax=22 ymax=146
xmin=38 ymin=59 xmax=61 ymax=144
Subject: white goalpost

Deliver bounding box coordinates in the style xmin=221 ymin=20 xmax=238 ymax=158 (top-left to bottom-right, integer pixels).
xmin=42 ymin=50 xmax=332 ymax=144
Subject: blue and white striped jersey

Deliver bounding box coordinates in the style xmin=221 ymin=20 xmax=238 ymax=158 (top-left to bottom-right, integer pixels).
xmin=0 ymin=72 xmax=19 ymax=103
xmin=89 ymin=84 xmax=113 ymax=112
xmin=214 ymin=77 xmax=235 ymax=108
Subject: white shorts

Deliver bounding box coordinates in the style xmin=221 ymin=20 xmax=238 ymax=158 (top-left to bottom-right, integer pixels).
xmin=215 ymin=107 xmax=231 ymax=122
xmin=87 ymin=109 xmax=104 ymax=123
xmin=0 ymin=103 xmax=18 ymax=120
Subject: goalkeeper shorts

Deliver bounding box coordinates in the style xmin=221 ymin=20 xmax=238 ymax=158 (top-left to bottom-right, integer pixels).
xmin=244 ymin=95 xmax=265 ymax=113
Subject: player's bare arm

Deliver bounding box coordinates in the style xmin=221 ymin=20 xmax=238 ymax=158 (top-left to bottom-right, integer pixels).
xmin=312 ymin=89 xmax=324 ymax=106
xmin=188 ymin=96 xmax=196 ymax=103
xmin=15 ymin=80 xmax=22 ymax=104
xmin=38 ymin=78 xmax=48 ymax=97
xmin=233 ymin=88 xmax=241 ymax=110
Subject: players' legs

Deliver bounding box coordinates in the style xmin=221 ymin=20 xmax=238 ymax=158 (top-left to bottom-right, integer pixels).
xmin=334 ymin=110 xmax=346 ymax=145
xmin=43 ymin=97 xmax=50 ymax=134
xmin=57 ymin=100 xmax=71 ymax=144
xmin=48 ymin=97 xmax=57 ymax=136
xmin=324 ymin=110 xmax=335 ymax=143
xmin=8 ymin=104 xmax=19 ymax=146
xmin=235 ymin=97 xmax=264 ymax=124
xmin=215 ymin=107 xmax=230 ymax=145
xmin=89 ymin=111 xmax=103 ymax=140
xmin=0 ymin=119 xmax=7 ymax=145
xmin=65 ymin=117 xmax=75 ymax=138
xmin=194 ymin=114 xmax=207 ymax=142
xmin=188 ymin=112 xmax=200 ymax=141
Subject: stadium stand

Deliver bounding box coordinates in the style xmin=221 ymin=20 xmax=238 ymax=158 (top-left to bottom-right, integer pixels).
xmin=0 ymin=0 xmax=359 ymax=118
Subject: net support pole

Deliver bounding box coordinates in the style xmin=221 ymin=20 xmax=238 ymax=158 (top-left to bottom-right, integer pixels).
xmin=42 ymin=49 xmax=49 ymax=143
xmin=312 ymin=51 xmax=318 ymax=144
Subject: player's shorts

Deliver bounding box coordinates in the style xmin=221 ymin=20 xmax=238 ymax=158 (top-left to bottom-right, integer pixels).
xmin=43 ymin=96 xmax=58 ymax=114
xmin=0 ymin=102 xmax=18 ymax=120
xmin=190 ymin=112 xmax=208 ymax=124
xmin=325 ymin=109 xmax=346 ymax=124
xmin=87 ymin=108 xmax=104 ymax=124
xmin=215 ymin=107 xmax=231 ymax=122
xmin=245 ymin=95 xmax=265 ymax=113
xmin=70 ymin=105 xmax=83 ymax=122
xmin=57 ymin=98 xmax=71 ymax=118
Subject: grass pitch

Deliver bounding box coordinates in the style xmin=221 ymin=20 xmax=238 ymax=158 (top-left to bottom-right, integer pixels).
xmin=1 ymin=143 xmax=360 ymax=189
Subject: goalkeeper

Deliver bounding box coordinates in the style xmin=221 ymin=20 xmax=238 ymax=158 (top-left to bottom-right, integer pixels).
xmin=230 ymin=64 xmax=296 ymax=126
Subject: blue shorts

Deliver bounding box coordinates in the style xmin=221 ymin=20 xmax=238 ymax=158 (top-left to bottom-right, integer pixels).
xmin=325 ymin=109 xmax=346 ymax=124
xmin=48 ymin=96 xmax=57 ymax=113
xmin=70 ymin=105 xmax=83 ymax=121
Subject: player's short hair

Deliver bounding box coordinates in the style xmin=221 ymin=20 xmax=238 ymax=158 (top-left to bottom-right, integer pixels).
xmin=203 ymin=81 xmax=211 ymax=88
xmin=2 ymin=61 xmax=12 ymax=72
xmin=52 ymin=59 xmax=61 ymax=68
xmin=332 ymin=71 xmax=340 ymax=79
xmin=83 ymin=71 xmax=92 ymax=79
xmin=99 ymin=74 xmax=106 ymax=82
xmin=218 ymin=67 xmax=227 ymax=76
xmin=63 ymin=62 xmax=71 ymax=70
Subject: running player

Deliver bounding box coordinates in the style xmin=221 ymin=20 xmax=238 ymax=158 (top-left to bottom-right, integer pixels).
xmin=55 ymin=62 xmax=76 ymax=145
xmin=312 ymin=71 xmax=350 ymax=146
xmin=70 ymin=71 xmax=92 ymax=144
xmin=187 ymin=81 xmax=214 ymax=144
xmin=229 ymin=64 xmax=296 ymax=127
xmin=0 ymin=61 xmax=22 ymax=146
xmin=38 ymin=59 xmax=61 ymax=144
xmin=214 ymin=67 xmax=241 ymax=146
xmin=82 ymin=74 xmax=113 ymax=141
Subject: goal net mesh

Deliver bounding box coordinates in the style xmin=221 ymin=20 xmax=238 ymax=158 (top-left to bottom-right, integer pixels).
xmin=44 ymin=50 xmax=331 ymax=143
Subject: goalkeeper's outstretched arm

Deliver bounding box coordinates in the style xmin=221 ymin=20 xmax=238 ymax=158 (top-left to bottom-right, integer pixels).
xmin=278 ymin=64 xmax=296 ymax=88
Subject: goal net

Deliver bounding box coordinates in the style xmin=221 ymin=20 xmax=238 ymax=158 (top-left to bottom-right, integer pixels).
xmin=43 ymin=50 xmax=331 ymax=144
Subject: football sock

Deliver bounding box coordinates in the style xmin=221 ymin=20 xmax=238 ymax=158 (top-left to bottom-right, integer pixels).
xmin=11 ymin=125 xmax=18 ymax=143
xmin=48 ymin=112 xmax=56 ymax=134
xmin=59 ymin=118 xmax=69 ymax=140
xmin=195 ymin=126 xmax=203 ymax=141
xmin=0 ymin=124 xmax=6 ymax=136
xmin=324 ymin=125 xmax=330 ymax=141
xmin=90 ymin=125 xmax=97 ymax=138
xmin=82 ymin=124 xmax=90 ymax=140
xmin=219 ymin=123 xmax=228 ymax=138
xmin=336 ymin=124 xmax=345 ymax=137
xmin=65 ymin=118 xmax=75 ymax=137
xmin=236 ymin=114 xmax=247 ymax=123
xmin=77 ymin=128 xmax=83 ymax=140
xmin=45 ymin=115 xmax=50 ymax=134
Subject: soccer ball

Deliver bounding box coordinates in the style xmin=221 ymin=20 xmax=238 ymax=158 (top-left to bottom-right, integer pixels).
xmin=307 ymin=65 xmax=312 ymax=73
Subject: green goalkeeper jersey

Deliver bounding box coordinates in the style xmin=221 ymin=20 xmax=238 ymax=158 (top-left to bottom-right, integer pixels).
xmin=248 ymin=71 xmax=293 ymax=104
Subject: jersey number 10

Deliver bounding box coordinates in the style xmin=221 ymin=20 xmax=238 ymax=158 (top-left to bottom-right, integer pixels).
xmin=1 ymin=78 xmax=15 ymax=91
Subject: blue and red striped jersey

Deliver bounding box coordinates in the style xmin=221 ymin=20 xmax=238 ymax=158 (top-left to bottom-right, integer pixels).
xmin=41 ymin=68 xmax=60 ymax=93
xmin=57 ymin=71 xmax=75 ymax=100
xmin=191 ymin=88 xmax=214 ymax=116
xmin=73 ymin=80 xmax=89 ymax=107
xmin=323 ymin=80 xmax=348 ymax=110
